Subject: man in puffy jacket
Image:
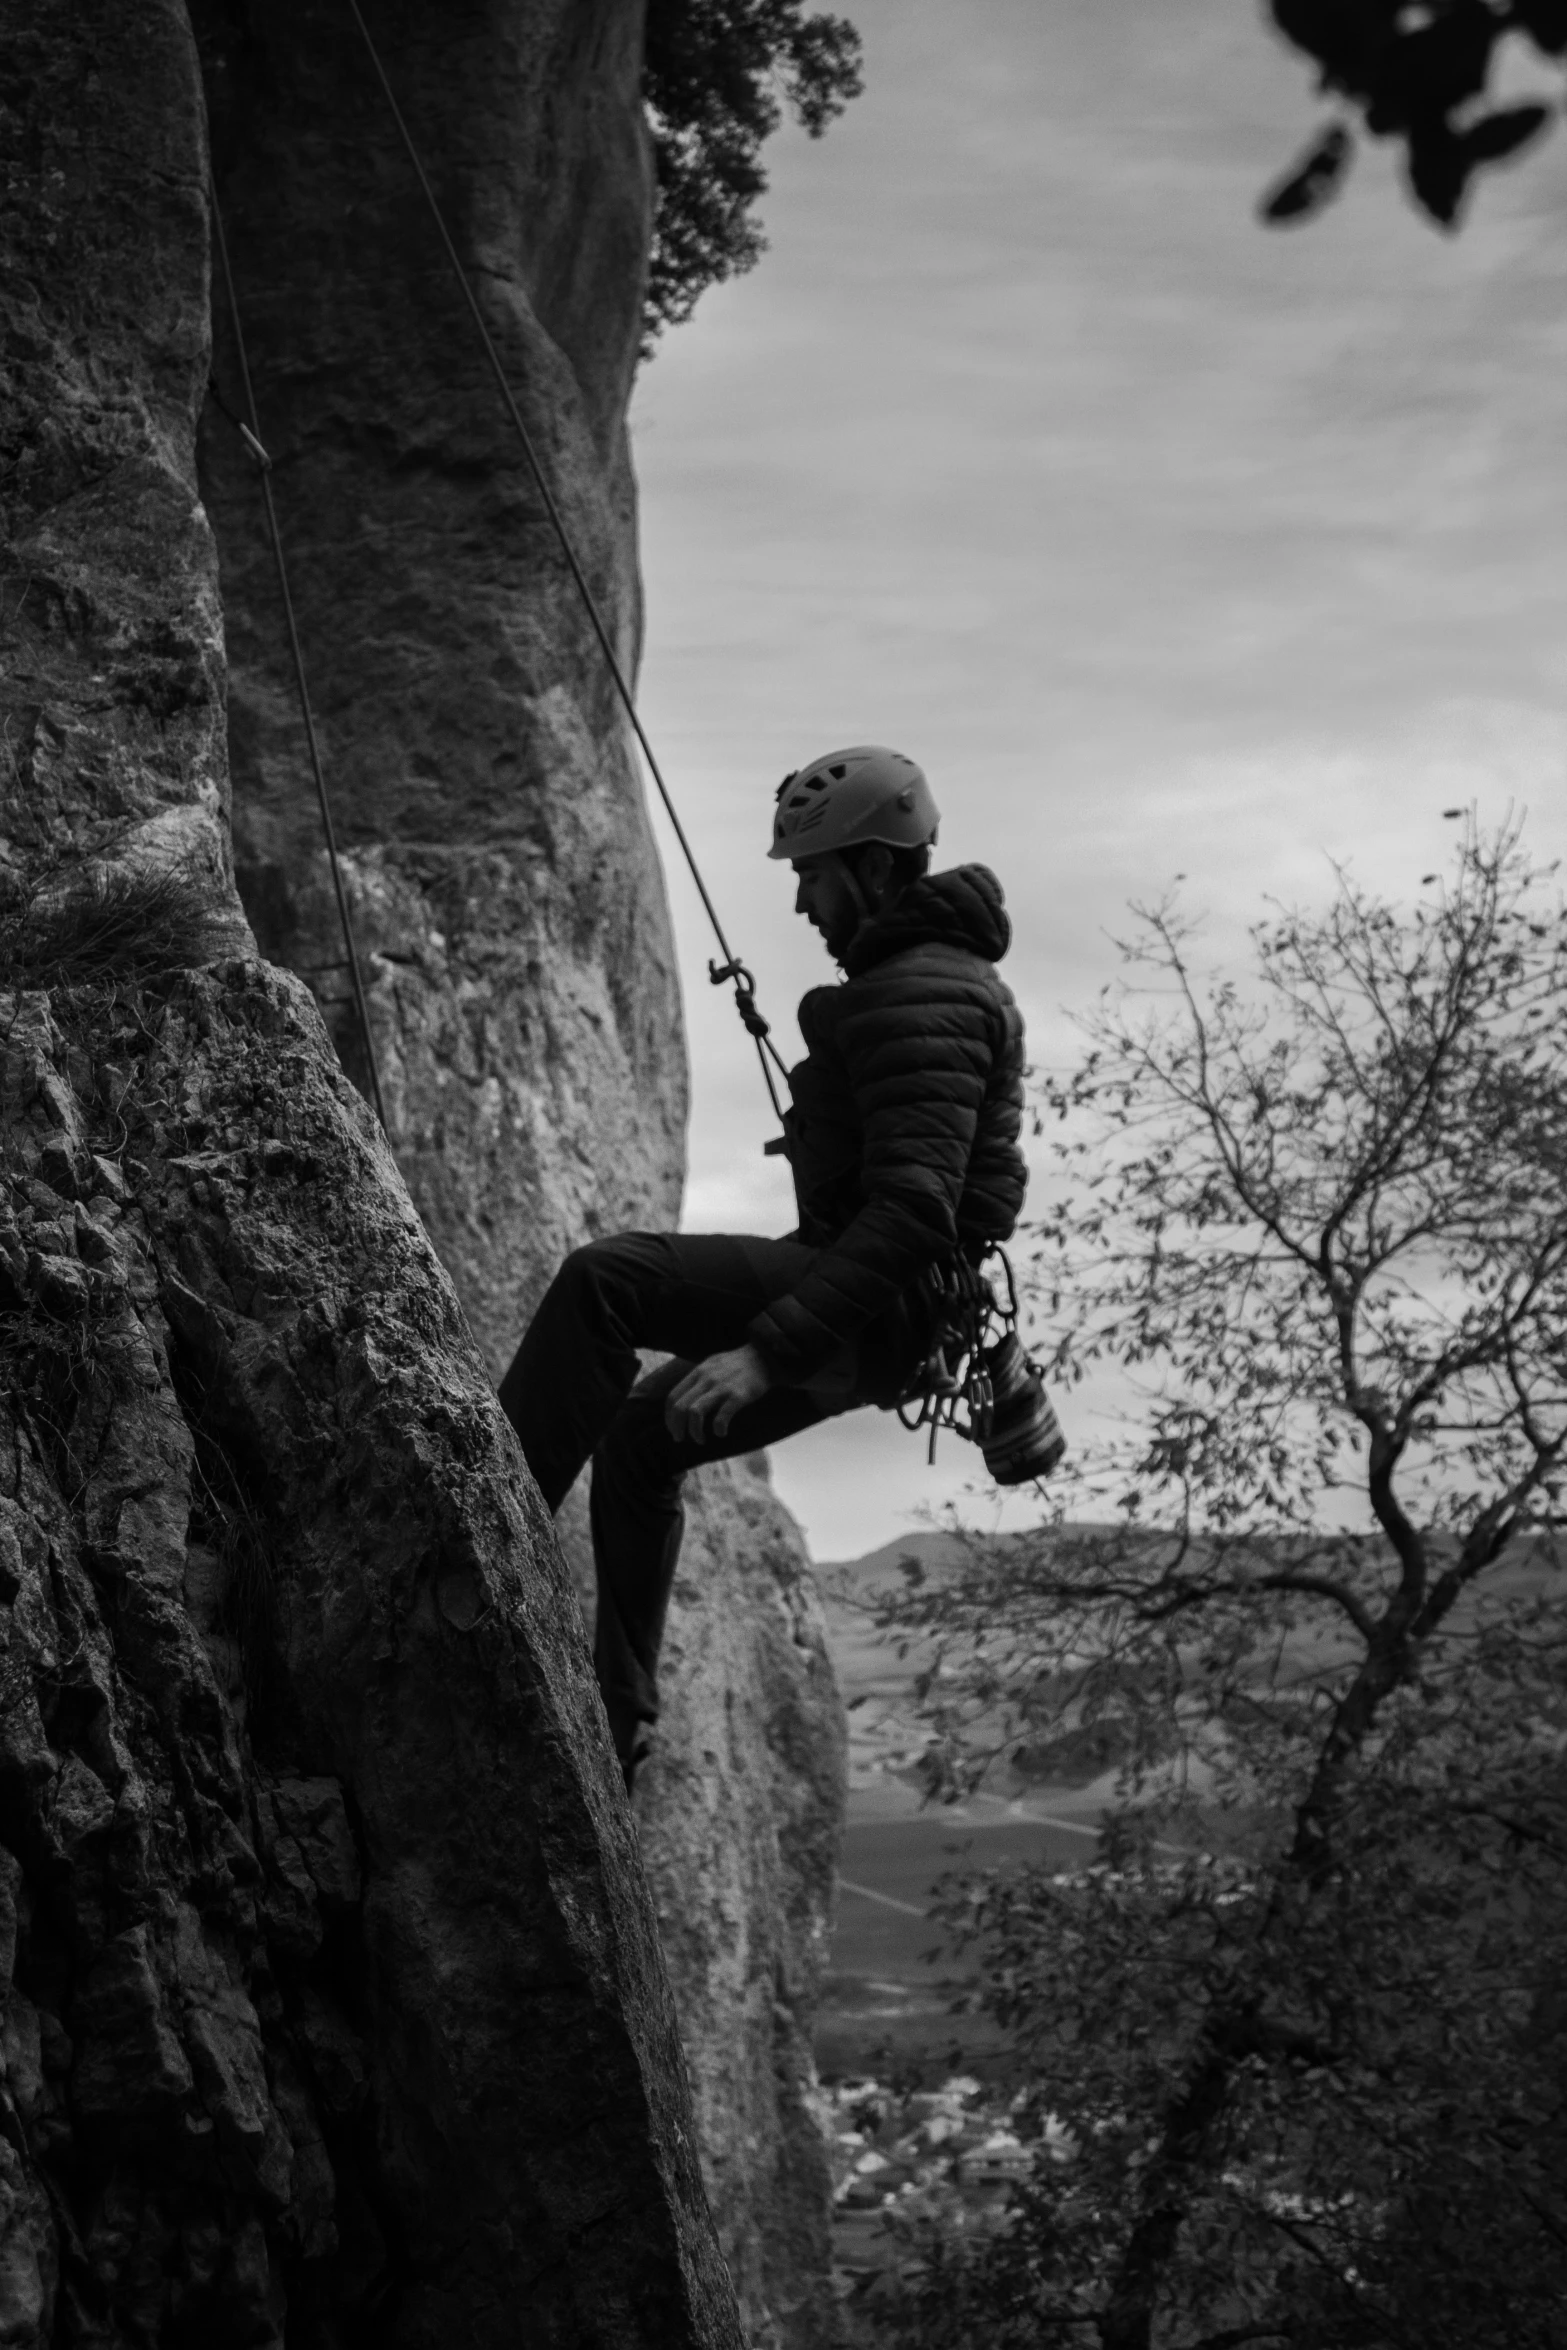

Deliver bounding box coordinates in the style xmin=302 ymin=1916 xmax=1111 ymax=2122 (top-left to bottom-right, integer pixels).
xmin=499 ymin=746 xmax=1028 ymax=1787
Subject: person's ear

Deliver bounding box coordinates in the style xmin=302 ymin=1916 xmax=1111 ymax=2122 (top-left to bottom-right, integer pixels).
xmin=860 ymin=844 xmax=894 ymax=905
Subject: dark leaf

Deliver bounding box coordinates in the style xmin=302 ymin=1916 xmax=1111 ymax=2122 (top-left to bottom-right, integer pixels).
xmin=1463 ymin=101 xmax=1555 ymax=165
xmin=1368 ymin=7 xmax=1498 ymax=134
xmin=1406 ymin=118 xmax=1470 ymax=223
xmin=1260 ymin=120 xmax=1355 ymax=224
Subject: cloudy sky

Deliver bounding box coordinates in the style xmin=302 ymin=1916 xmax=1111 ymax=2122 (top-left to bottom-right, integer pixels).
xmin=627 ymin=0 xmax=1567 ymax=1563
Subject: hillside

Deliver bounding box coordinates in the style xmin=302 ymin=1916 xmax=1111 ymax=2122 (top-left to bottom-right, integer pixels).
xmin=811 ymin=1518 xmax=1563 ymax=2084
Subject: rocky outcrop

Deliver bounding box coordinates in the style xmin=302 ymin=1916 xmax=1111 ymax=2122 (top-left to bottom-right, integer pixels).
xmin=0 ymin=3 xmax=745 ymax=2342
xmin=0 ymin=0 xmax=249 ymax=949
xmin=556 ymin=1457 xmax=847 ymax=2350
xmin=193 ymin=0 xmax=685 ymax=1372
xmin=0 ymin=975 xmax=740 ymax=2348
xmin=637 ymin=1463 xmax=847 ymax=2350
xmin=193 ymin=4 xmax=849 ymax=2342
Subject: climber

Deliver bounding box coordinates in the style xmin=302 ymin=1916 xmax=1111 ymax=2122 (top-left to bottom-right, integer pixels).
xmin=498 ymin=746 xmax=1028 ymax=1790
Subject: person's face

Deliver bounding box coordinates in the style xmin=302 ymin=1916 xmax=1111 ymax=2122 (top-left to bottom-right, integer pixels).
xmin=792 ymin=854 xmax=863 ymax=957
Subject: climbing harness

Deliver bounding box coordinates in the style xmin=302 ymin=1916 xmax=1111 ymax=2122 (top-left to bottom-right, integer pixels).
xmin=898 ymin=1244 xmax=1067 ymax=1487
xmin=343 ymin=0 xmax=791 ymax=1134
xmin=207 ymin=182 xmax=391 ymax=1136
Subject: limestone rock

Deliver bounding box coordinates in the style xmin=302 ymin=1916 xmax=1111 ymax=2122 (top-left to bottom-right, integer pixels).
xmin=0 ymin=3 xmax=744 ymax=2340
xmin=193 ymin=5 xmax=851 ymax=2340
xmin=0 ymin=973 xmax=741 ymax=2346
xmin=0 ymin=0 xmax=249 ymax=943
xmin=192 ymin=0 xmax=686 ymax=1372
xmin=559 ymin=1457 xmax=849 ymax=2350
xmin=638 ymin=1461 xmax=849 ymax=2350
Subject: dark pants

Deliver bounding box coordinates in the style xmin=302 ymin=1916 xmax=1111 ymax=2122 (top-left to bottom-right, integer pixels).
xmin=498 ymin=1231 xmax=920 ymax=1765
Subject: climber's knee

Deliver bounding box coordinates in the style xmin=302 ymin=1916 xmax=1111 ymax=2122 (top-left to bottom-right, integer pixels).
xmin=550 ymin=1231 xmax=665 ymax=1327
xmin=552 ymin=1236 xmax=612 ymax=1305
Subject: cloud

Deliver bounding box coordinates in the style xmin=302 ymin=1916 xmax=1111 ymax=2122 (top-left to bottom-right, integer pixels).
xmin=630 ymin=0 xmax=1567 ymax=1559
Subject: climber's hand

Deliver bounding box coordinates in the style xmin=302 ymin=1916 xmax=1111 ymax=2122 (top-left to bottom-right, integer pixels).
xmin=665 ymin=1344 xmax=773 ymax=1445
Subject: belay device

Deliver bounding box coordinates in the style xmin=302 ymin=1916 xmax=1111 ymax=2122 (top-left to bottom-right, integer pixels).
xmin=897 ymin=1246 xmax=1067 ymax=1487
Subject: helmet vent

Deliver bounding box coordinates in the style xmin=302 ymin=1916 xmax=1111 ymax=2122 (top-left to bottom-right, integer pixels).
xmin=804 ymin=775 xmax=828 ymax=791
xmin=828 ymin=763 xmax=848 ymax=780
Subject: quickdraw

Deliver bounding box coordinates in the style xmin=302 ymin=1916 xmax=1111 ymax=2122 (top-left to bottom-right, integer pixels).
xmin=897 ymin=1245 xmax=1067 ymax=1486
xmin=896 ymin=1246 xmax=1014 ymax=1460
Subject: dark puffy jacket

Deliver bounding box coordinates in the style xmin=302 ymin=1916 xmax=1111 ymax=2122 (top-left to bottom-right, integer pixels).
xmin=747 ymin=863 xmax=1028 ymax=1381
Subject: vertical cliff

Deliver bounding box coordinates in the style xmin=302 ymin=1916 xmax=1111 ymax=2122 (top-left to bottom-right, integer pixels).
xmin=195 ymin=0 xmax=685 ymax=1364
xmin=636 ymin=1464 xmax=847 ymax=2350
xmin=193 ymin=4 xmax=848 ymax=2344
xmin=0 ymin=2 xmax=748 ymax=2342
xmin=555 ymin=1456 xmax=847 ymax=2350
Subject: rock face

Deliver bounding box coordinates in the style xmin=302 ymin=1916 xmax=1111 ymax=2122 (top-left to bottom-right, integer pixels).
xmin=192 ymin=3 xmax=850 ymax=2343
xmin=0 ymin=975 xmax=741 ymax=2349
xmin=0 ymin=3 xmax=747 ymax=2342
xmin=556 ymin=1458 xmax=848 ymax=2350
xmin=0 ymin=0 xmax=248 ymax=949
xmin=636 ymin=1463 xmax=848 ymax=2350
xmin=193 ymin=0 xmax=685 ymax=1371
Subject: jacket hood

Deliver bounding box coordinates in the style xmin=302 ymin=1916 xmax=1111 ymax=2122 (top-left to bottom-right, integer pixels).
xmin=841 ymin=863 xmax=1012 ymax=976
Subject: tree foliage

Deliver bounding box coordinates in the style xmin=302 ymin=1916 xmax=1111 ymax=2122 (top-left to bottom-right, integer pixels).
xmin=641 ymin=0 xmax=863 ymax=346
xmin=1262 ymin=0 xmax=1566 ymax=228
xmin=873 ymin=826 xmax=1567 ymax=2349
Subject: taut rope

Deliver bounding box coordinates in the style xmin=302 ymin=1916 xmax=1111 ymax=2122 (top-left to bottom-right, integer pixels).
xmin=208 ymin=180 xmax=391 ymax=1135
xmin=345 ymin=0 xmax=790 ymax=1129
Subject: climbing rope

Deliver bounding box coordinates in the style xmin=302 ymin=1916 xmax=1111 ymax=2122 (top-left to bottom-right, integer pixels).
xmin=343 ymin=0 xmax=790 ymax=1132
xmin=207 ymin=178 xmax=391 ymax=1137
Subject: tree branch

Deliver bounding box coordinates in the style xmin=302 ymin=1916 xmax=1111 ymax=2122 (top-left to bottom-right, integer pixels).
xmin=1249 ymin=2205 xmax=1417 ymax=2350
xmin=1252 ymin=1570 xmax=1376 ymax=1644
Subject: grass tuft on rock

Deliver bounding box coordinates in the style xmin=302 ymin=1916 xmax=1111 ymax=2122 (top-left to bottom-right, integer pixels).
xmin=0 ymin=862 xmax=225 ymax=986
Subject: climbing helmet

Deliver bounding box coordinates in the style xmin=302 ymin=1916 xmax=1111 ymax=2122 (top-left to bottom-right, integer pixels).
xmin=768 ymin=745 xmax=940 ymax=863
